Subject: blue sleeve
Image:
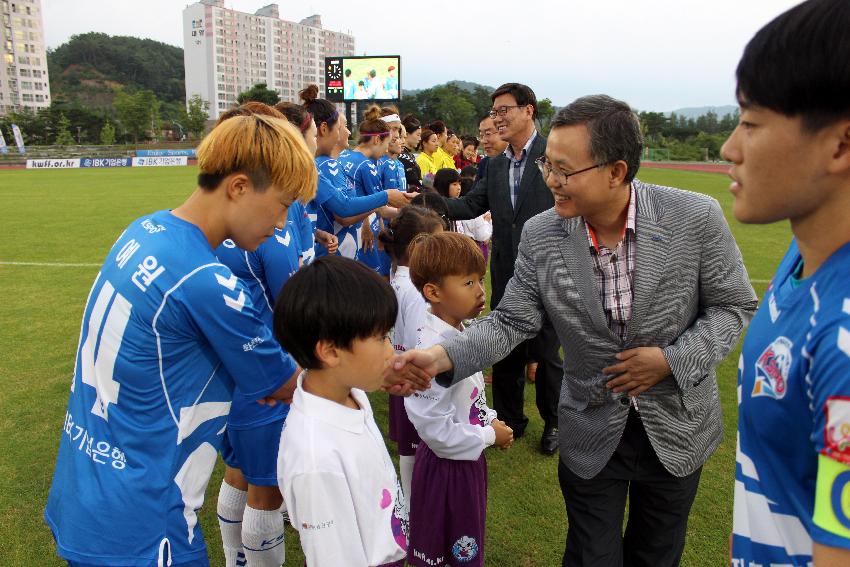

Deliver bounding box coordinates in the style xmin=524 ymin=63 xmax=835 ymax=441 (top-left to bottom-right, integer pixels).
xmin=292 ymin=201 xmax=313 ymax=254
xmin=323 ymin=185 xmax=387 ymax=217
xmin=356 ymin=161 xmax=384 ymax=196
xmin=182 ymin=267 xmax=296 ymax=398
xmin=254 ymin=234 xmax=299 ymax=304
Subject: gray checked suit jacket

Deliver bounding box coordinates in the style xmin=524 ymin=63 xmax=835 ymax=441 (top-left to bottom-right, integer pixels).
xmin=440 ymin=180 xmax=759 ymax=479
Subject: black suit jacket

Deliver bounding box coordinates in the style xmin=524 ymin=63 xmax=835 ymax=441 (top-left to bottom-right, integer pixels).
xmin=445 ymin=134 xmax=553 ymax=308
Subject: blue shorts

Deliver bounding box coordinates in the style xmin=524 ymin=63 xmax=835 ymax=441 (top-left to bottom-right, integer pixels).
xmin=69 ymin=561 xmax=208 ymax=567
xmin=220 ymin=419 xmax=284 ymax=486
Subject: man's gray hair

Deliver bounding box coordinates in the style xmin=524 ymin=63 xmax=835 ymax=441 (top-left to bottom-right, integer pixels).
xmin=551 ymin=95 xmax=643 ymax=183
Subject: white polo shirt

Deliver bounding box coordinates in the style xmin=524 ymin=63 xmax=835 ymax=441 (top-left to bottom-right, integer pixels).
xmin=278 ymin=375 xmax=408 ymax=566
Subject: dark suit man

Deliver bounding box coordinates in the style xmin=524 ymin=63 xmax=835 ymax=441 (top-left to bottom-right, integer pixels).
xmin=444 ymin=83 xmax=562 ymax=454
xmin=399 ymin=95 xmax=758 ymax=566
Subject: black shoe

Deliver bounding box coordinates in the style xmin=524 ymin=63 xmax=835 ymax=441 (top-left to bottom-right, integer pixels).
xmin=540 ymin=426 xmax=559 ymax=455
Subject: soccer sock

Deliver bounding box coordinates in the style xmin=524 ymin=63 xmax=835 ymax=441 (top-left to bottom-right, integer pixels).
xmin=217 ymin=481 xmax=248 ymax=567
xmin=243 ymin=505 xmax=286 ymax=567
xmin=399 ymin=455 xmax=415 ymax=507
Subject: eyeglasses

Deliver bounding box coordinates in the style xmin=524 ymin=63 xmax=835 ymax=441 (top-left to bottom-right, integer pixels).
xmin=488 ymin=105 xmax=527 ymax=119
xmin=535 ymin=156 xmax=609 ymax=184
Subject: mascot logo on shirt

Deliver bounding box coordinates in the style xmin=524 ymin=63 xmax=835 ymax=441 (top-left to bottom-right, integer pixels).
xmin=752 ymin=336 xmax=793 ymax=400
xmin=825 ymin=397 xmax=850 ymax=465
xmin=452 ymin=536 xmax=479 ymax=562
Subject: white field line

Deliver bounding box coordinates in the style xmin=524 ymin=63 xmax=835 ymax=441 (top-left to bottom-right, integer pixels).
xmin=0 ymin=260 xmax=775 ymax=284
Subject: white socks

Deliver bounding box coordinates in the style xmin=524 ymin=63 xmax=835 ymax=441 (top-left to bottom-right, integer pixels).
xmin=399 ymin=455 xmax=415 ymax=509
xmin=217 ymin=481 xmax=248 ymax=567
xmin=242 ymin=505 xmax=286 ymax=567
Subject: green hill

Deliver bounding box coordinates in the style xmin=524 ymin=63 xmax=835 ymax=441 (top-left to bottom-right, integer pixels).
xmin=47 ymin=32 xmax=185 ymax=108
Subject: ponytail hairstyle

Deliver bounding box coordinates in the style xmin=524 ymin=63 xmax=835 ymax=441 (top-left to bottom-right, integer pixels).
xmin=377 ymin=205 xmax=444 ymax=267
xmin=358 ymin=104 xmax=391 ymax=144
xmin=299 ymin=84 xmax=339 ymax=129
xmin=274 ymin=101 xmax=312 ymax=133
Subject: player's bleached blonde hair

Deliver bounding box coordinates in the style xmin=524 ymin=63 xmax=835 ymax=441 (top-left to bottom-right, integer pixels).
xmin=196 ymin=113 xmax=317 ymax=203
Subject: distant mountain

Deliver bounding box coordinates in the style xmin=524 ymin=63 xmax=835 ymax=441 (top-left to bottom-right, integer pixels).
xmin=47 ymin=32 xmax=185 ymax=109
xmin=669 ymin=105 xmax=738 ymax=119
xmin=403 ymin=80 xmax=494 ymax=98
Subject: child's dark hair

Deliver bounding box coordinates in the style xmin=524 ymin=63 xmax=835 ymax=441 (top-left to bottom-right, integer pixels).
xmin=402 ymin=114 xmax=420 ymax=133
xmin=273 ymin=256 xmax=397 ymax=369
xmin=461 ymin=136 xmax=479 ymax=149
xmin=460 ymin=165 xmax=477 ymax=180
xmin=409 ymin=232 xmax=486 ymax=293
xmin=433 ymin=168 xmax=460 ymax=198
xmin=378 ymin=206 xmax=444 ymax=266
xmin=410 ymin=192 xmax=450 ymax=230
xmin=299 ymin=84 xmax=340 ymax=129
xmin=460 ymin=177 xmax=475 ymax=197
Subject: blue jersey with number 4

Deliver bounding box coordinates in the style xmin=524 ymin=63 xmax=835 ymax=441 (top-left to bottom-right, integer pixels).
xmin=45 ymin=210 xmax=296 ymax=566
xmin=732 ymin=239 xmax=850 ymax=567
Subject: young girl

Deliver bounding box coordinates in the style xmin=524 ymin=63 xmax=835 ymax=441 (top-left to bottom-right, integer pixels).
xmin=399 ymin=114 xmax=423 ymax=191
xmin=457 ymin=175 xmax=492 ymax=264
xmin=405 ymin=232 xmax=513 ymax=567
xmin=336 ymin=104 xmax=397 ymax=275
xmin=433 ymin=168 xmax=463 ymax=232
xmin=377 ymin=206 xmax=446 ymax=508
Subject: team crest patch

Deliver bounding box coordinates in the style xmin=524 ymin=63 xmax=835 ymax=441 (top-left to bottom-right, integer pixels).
xmin=825 ymin=397 xmax=850 ymax=465
xmin=752 ymin=336 xmax=793 ymax=400
xmin=452 ymin=536 xmax=478 ymax=562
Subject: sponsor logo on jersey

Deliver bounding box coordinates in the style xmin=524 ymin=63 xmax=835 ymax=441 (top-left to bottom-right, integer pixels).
xmin=452 ymin=536 xmax=479 ymax=562
xmin=141 ymin=219 xmax=167 ymax=234
xmin=752 ymin=336 xmax=793 ymax=400
xmin=825 ymin=397 xmax=850 ymax=465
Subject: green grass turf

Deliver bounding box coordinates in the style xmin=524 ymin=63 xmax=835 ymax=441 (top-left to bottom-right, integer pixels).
xmin=0 ymin=166 xmax=791 ymax=565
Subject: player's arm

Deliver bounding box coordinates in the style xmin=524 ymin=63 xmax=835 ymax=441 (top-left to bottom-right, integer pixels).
xmin=810 ymin=315 xmax=850 ymax=560
xmin=184 ymin=267 xmax=298 ymax=400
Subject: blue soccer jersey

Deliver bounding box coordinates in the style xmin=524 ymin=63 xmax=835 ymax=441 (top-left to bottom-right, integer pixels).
xmin=45 ymin=211 xmax=296 ymax=566
xmin=338 ymin=150 xmax=386 ymax=273
xmin=732 ymin=239 xmax=850 ymax=567
xmin=379 ymin=156 xmax=407 ymax=192
xmin=214 ymin=222 xmax=301 ymax=431
xmin=315 ymin=155 xmax=359 ymax=260
xmin=288 ymin=200 xmax=314 ymax=264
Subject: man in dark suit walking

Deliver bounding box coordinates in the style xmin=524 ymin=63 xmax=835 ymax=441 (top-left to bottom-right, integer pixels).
xmin=445 ymin=83 xmax=563 ymax=454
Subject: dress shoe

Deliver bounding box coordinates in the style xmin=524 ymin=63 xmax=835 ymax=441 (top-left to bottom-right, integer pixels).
xmin=540 ymin=426 xmax=559 ymax=455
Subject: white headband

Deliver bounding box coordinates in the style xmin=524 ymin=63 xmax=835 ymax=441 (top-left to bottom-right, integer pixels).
xmin=380 ymin=114 xmax=400 ymax=123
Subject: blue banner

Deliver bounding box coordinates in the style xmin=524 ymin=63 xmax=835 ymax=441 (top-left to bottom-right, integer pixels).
xmin=135 ymin=149 xmax=196 ymax=157
xmin=80 ymin=157 xmax=133 ymax=168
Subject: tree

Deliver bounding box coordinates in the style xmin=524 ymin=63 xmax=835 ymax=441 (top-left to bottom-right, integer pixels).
xmin=114 ymin=88 xmax=160 ymax=143
xmin=100 ymin=121 xmax=116 ymax=145
xmin=236 ymin=83 xmax=280 ymax=106
xmin=537 ymin=98 xmax=555 ymax=135
xmin=54 ymin=113 xmax=75 ymax=145
xmin=185 ymin=94 xmax=209 ymax=139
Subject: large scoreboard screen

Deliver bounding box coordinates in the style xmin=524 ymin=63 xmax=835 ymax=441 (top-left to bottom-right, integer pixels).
xmin=325 ymin=55 xmax=401 ymax=102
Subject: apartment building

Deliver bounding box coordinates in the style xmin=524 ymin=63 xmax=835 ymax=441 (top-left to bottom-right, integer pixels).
xmin=0 ymin=0 xmax=50 ymax=115
xmin=183 ymin=1 xmax=355 ymax=119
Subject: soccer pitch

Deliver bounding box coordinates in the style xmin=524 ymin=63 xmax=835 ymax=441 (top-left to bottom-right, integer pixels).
xmin=0 ymin=166 xmax=791 ymax=566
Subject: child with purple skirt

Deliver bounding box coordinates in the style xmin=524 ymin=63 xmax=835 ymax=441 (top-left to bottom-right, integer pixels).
xmin=378 ymin=206 xmax=447 ymax=508
xmin=405 ymin=232 xmax=514 ymax=567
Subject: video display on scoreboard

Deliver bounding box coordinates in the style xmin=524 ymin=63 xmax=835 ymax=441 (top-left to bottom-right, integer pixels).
xmin=325 ymin=55 xmax=401 ymax=103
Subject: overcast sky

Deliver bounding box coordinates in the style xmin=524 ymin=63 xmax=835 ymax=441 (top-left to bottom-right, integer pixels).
xmin=42 ymin=0 xmax=801 ymax=112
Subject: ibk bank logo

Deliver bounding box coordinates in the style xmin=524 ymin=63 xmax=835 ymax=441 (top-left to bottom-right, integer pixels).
xmin=752 ymin=336 xmax=793 ymax=400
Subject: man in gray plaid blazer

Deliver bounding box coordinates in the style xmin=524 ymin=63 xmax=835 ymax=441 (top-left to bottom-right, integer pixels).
xmin=396 ymin=95 xmax=758 ymax=566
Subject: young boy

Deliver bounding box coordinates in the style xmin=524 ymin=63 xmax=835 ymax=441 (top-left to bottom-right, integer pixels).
xmin=274 ymin=256 xmax=408 ymax=567
xmin=724 ymin=1 xmax=850 ymax=565
xmin=405 ymin=232 xmax=513 ymax=567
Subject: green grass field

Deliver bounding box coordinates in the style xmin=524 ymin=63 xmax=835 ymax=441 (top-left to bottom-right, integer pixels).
xmin=0 ymin=166 xmax=791 ymax=566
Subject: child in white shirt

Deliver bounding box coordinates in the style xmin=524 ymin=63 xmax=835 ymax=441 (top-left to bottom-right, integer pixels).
xmin=405 ymin=232 xmax=513 ymax=567
xmin=377 ymin=205 xmax=446 ymax=508
xmin=273 ymin=256 xmax=408 ymax=567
